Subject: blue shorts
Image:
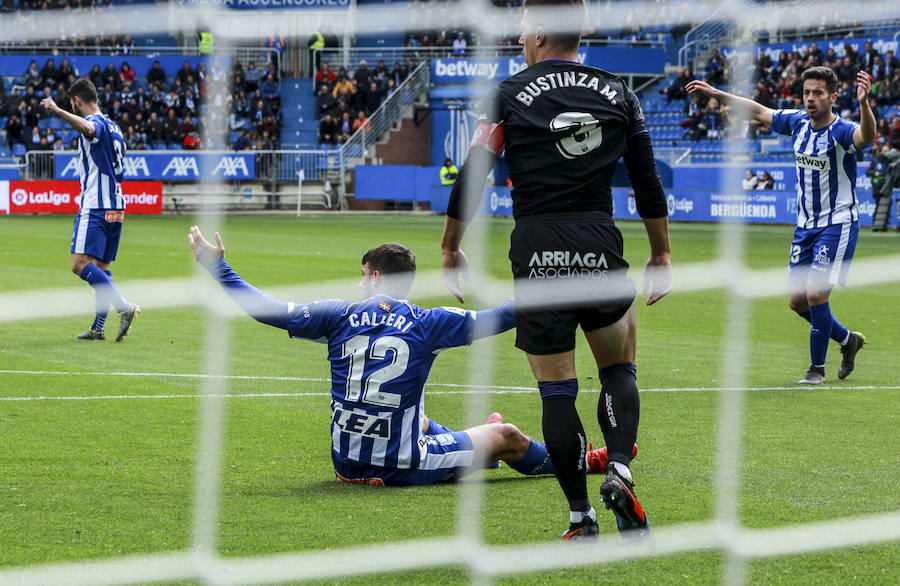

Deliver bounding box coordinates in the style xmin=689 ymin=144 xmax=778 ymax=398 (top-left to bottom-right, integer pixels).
xmin=788 ymin=222 xmax=858 ymax=288
xmin=332 ymin=430 xmax=475 ymax=487
xmin=71 ymin=209 xmax=123 ymax=263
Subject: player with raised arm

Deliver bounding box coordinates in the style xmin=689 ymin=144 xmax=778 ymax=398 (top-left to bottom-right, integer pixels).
xmin=41 ymin=78 xmax=139 ymax=342
xmin=188 ymin=228 xmax=624 ymax=487
xmin=440 ymin=0 xmax=671 ymax=539
xmin=687 ymin=67 xmax=874 ymax=385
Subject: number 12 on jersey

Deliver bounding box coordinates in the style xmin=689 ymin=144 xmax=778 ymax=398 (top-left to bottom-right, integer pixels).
xmin=340 ymin=335 xmax=408 ymax=407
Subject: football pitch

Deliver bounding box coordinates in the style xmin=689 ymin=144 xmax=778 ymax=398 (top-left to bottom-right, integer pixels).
xmin=1 ymin=214 xmax=898 ymax=584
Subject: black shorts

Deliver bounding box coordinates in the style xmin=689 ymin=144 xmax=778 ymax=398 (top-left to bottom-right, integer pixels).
xmin=509 ymin=211 xmax=636 ymax=355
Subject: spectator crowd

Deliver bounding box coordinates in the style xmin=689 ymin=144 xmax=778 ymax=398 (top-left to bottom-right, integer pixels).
xmin=2 ymin=54 xmax=284 ymax=154
xmin=666 ymin=40 xmax=900 ymax=147
xmin=314 ymin=59 xmax=414 ymax=145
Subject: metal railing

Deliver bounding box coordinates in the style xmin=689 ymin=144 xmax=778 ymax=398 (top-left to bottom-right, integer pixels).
xmin=334 ymin=60 xmax=430 ymax=202
xmin=678 ymin=8 xmax=732 ymax=69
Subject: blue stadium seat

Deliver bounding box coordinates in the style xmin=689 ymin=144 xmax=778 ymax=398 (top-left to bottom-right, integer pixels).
xmin=12 ymin=143 xmax=27 ymax=157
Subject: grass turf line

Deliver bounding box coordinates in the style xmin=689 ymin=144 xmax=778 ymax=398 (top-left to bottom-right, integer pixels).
xmin=0 ymin=215 xmax=897 ymax=583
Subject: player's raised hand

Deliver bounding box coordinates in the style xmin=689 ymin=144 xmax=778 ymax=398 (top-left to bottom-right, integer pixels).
xmin=442 ymin=248 xmax=470 ymax=303
xmin=643 ymin=254 xmax=672 ymax=306
xmin=188 ymin=225 xmax=225 ymax=269
xmin=40 ymin=97 xmax=61 ymax=115
xmin=856 ymin=70 xmax=872 ymax=102
xmin=684 ymin=79 xmax=716 ymax=97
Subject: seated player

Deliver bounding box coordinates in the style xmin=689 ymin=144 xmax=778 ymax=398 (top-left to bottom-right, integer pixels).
xmin=188 ymin=227 xmax=627 ymax=486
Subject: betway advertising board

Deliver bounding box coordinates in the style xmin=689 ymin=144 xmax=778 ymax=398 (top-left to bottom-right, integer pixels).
xmin=431 ymin=47 xmax=665 ymax=83
xmin=0 ymin=181 xmax=163 ymax=215
xmin=54 ymin=152 xmax=255 ymax=181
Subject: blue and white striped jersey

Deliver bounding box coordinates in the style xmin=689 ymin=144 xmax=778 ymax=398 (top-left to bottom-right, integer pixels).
xmin=76 ymin=113 xmax=126 ymax=211
xmin=771 ymin=110 xmax=860 ymax=228
xmin=285 ymin=294 xmax=515 ymax=470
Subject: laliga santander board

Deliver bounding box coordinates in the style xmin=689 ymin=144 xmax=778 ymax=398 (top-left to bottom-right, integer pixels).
xmin=0 ymin=181 xmax=163 ymax=215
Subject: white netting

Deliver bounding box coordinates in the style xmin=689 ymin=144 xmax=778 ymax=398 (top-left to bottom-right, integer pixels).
xmin=1 ymin=1 xmax=899 ymax=584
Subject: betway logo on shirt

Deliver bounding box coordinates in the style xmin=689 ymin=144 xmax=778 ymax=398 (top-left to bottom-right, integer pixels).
xmin=796 ymin=153 xmax=830 ymax=172
xmin=56 ymin=152 xmax=255 ymax=180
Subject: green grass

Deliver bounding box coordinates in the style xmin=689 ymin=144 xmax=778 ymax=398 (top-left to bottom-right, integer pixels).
xmin=1 ymin=215 xmax=898 ymax=584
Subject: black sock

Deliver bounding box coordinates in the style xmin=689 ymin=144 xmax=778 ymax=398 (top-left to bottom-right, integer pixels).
xmin=598 ymin=363 xmax=639 ymax=466
xmin=539 ymin=379 xmax=590 ymax=513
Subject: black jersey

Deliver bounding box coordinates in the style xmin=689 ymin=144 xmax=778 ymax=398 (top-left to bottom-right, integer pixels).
xmin=479 ymin=59 xmax=649 ymax=219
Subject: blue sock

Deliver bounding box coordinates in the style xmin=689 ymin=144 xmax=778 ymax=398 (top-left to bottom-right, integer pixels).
xmin=798 ymin=308 xmax=850 ymax=345
xmin=808 ymin=302 xmax=834 ymax=367
xmin=80 ymin=264 xmax=128 ymax=313
xmin=425 ymin=418 xmax=454 ymax=436
xmin=511 ymin=439 xmax=556 ymax=475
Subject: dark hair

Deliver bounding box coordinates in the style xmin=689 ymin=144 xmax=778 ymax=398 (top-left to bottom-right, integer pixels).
xmin=68 ymin=78 xmax=98 ymax=104
xmin=801 ymin=66 xmax=838 ymax=94
xmin=524 ymin=0 xmax=585 ymax=52
xmin=362 ymin=242 xmax=416 ymax=294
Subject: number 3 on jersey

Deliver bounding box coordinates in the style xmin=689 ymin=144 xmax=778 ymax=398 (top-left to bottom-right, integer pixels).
xmin=340 ymin=335 xmax=407 ymax=407
xmin=550 ymin=112 xmax=603 ymax=159
xmin=113 ymin=139 xmax=125 ymax=176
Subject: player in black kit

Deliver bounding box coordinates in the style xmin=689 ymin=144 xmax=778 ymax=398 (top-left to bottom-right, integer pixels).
xmin=440 ymin=0 xmax=672 ymax=539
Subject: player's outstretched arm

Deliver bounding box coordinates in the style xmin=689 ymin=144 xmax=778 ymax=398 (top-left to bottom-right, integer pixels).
xmin=470 ymin=299 xmax=516 ymax=340
xmin=40 ymin=97 xmax=96 ymax=139
xmin=853 ymin=70 xmax=876 ymax=149
xmin=188 ymin=226 xmax=291 ymax=329
xmin=684 ymin=79 xmax=775 ymax=126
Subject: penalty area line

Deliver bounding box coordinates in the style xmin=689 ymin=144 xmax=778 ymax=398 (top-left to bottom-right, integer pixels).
xmin=0 ymin=370 xmax=897 ymax=401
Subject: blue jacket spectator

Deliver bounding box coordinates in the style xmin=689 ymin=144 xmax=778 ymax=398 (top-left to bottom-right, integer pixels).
xmin=260 ymin=74 xmax=280 ymax=102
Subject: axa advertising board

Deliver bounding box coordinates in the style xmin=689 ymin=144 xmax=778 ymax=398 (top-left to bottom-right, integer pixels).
xmin=54 ymin=152 xmax=255 ymax=180
xmin=0 ymin=181 xmax=163 ymax=214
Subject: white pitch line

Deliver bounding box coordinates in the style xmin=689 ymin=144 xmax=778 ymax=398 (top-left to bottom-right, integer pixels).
xmin=0 ymin=369 xmax=897 ymax=401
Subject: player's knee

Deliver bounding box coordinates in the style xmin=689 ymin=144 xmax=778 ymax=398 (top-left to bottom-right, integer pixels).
xmin=788 ymin=296 xmax=808 ymax=314
xmin=71 ymin=258 xmax=88 ymax=275
xmin=807 ymin=289 xmax=830 ymax=306
xmin=497 ymin=423 xmax=529 ymax=454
